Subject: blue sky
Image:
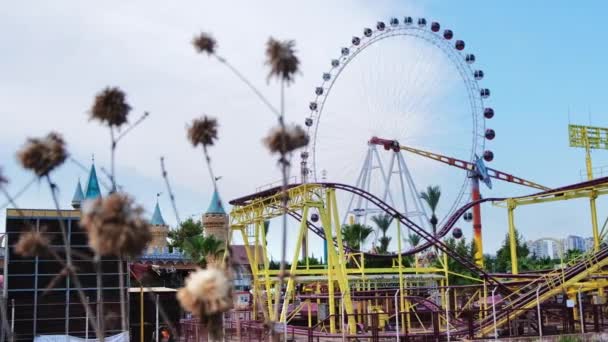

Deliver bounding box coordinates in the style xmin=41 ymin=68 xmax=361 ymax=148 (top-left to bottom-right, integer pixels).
xmin=1 ymin=1 xmax=607 ymax=259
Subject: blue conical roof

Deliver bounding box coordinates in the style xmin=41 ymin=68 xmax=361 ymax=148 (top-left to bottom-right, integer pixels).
xmin=84 ymin=165 xmax=101 ymax=200
xmin=206 ymin=190 xmax=225 ymax=214
xmin=151 ymin=201 xmax=166 ymax=225
xmin=71 ymin=179 xmax=84 ymax=208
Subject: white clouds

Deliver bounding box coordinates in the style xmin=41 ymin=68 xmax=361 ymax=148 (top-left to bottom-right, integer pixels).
xmin=1 ymin=0 xmax=427 ymax=258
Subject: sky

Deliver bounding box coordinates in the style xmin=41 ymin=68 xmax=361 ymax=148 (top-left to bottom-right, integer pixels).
xmin=1 ymin=1 xmax=608 ymax=261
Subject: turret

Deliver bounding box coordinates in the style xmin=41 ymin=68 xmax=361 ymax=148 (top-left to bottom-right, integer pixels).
xmin=84 ymin=164 xmax=101 ymax=200
xmin=202 ymin=190 xmax=229 ymax=245
xmin=148 ymin=198 xmax=169 ymax=253
xmin=71 ymin=179 xmax=84 ymax=209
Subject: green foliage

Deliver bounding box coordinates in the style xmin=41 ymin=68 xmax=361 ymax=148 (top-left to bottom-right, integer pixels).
xmin=371 ymin=214 xmax=393 ymax=254
xmin=494 ymin=229 xmax=530 ymax=273
xmin=341 ymin=223 xmax=374 ymax=251
xmin=564 ymin=249 xmax=584 ymax=263
xmin=420 ymin=185 xmax=441 ymax=235
xmin=168 ymin=218 xmax=203 ymax=251
xmin=557 ymin=336 xmax=581 ymax=342
xmin=440 ymin=237 xmax=477 ymax=285
xmin=268 ymin=255 xmax=323 ymax=270
xmin=378 ymin=236 xmax=392 ymax=254
xmin=407 ymin=233 xmax=421 ymax=248
xmin=182 ymin=234 xmax=224 ymax=267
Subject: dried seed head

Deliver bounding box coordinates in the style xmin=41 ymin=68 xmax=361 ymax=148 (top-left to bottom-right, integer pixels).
xmin=0 ymin=167 xmax=8 ymax=185
xmin=177 ymin=267 xmax=233 ymax=319
xmin=187 ymin=116 xmax=218 ymax=147
xmin=265 ymin=38 xmax=300 ymax=84
xmin=14 ymin=231 xmax=49 ymax=257
xmin=80 ymin=193 xmax=152 ymax=258
xmin=192 ymin=32 xmax=217 ymax=55
xmin=263 ymin=124 xmax=309 ymax=154
xmin=90 ymin=87 xmax=132 ymax=127
xmin=17 ymin=132 xmax=68 ymax=176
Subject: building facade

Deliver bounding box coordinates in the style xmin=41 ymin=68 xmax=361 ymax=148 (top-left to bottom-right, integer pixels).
xmin=565 ymin=235 xmax=586 ymax=252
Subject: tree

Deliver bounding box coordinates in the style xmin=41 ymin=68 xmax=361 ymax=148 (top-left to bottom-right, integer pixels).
xmin=564 ymin=249 xmax=584 ymax=263
xmin=420 ymin=185 xmax=441 ymax=235
xmin=494 ymin=229 xmax=530 ymax=273
xmin=408 ymin=233 xmax=421 ymax=248
xmin=371 ymin=214 xmax=393 ymax=254
xmin=182 ymin=234 xmax=225 ymax=267
xmin=341 ymin=223 xmax=374 ymax=251
xmin=440 ymin=237 xmax=477 ymax=285
xmin=168 ymin=218 xmax=202 ymax=251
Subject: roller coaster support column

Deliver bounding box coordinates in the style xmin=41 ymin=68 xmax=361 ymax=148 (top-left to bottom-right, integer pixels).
xmin=397 ymin=219 xmax=407 ymax=333
xmin=507 ymin=199 xmax=518 ymax=275
xmin=259 ymin=220 xmax=275 ymax=318
xmin=584 ymin=138 xmax=601 ymax=252
xmin=318 ymin=188 xmax=356 ymax=334
xmin=471 ymin=176 xmax=484 ymax=267
xmin=279 ymin=206 xmax=309 ymax=323
xmin=329 ymin=190 xmax=357 ymax=333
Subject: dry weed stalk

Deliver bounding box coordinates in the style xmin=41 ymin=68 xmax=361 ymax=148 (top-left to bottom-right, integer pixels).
xmin=81 ymin=193 xmax=152 ymax=258
xmin=160 ymin=157 xmax=182 ymax=224
xmin=14 ymin=230 xmax=50 ymax=257
xmin=188 ymin=116 xmax=220 ymax=191
xmin=177 ymin=266 xmax=233 ymax=340
xmin=89 ymin=87 xmax=151 ymax=335
xmin=191 ymin=29 xmax=307 ymax=338
xmin=7 ymin=142 xmax=103 ymax=339
xmin=17 ymin=132 xmax=68 ymax=176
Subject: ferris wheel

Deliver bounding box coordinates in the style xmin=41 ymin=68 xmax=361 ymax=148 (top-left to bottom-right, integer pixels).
xmin=300 ymin=17 xmax=496 ymax=238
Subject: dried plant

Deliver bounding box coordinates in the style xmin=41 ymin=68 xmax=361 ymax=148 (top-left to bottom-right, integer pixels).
xmin=192 ymin=32 xmax=217 ymax=55
xmin=265 ymin=38 xmax=300 ymax=85
xmin=177 ymin=267 xmax=233 ymax=340
xmin=81 ymin=193 xmax=152 ymax=258
xmin=0 ymin=167 xmax=7 ymax=185
xmin=14 ymin=230 xmax=49 ymax=257
xmin=263 ymin=124 xmax=309 ymax=155
xmin=17 ymin=132 xmax=68 ymax=176
xmin=90 ymin=87 xmax=132 ymax=128
xmin=187 ymin=116 xmax=219 ymax=147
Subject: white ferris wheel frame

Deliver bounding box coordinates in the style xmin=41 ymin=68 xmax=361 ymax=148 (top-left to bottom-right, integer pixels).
xmin=302 ymin=18 xmax=489 ymax=224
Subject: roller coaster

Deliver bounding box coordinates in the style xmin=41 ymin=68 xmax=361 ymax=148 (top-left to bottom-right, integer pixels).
xmin=227 ymin=174 xmax=608 ymax=340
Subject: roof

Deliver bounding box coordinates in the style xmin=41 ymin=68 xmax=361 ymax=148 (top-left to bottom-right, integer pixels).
xmin=231 ymin=245 xmax=263 ymax=266
xmin=84 ymin=165 xmax=101 ymax=200
xmin=151 ymin=201 xmax=166 ymax=225
xmin=71 ymin=179 xmax=84 ymax=206
xmin=206 ymin=190 xmax=225 ymax=214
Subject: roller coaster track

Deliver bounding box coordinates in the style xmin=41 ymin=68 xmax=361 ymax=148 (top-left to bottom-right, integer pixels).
xmin=472 ymin=245 xmax=608 ymax=336
xmin=231 ymin=176 xmax=608 ymax=336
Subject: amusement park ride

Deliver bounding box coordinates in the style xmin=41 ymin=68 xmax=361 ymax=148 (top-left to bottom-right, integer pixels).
xmin=226 ymin=16 xmax=608 ymax=339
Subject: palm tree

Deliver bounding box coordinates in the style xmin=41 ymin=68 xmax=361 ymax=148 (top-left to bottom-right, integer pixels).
xmin=341 ymin=223 xmax=374 ymax=251
xmin=407 ymin=233 xmax=421 ymax=248
xmin=182 ymin=235 xmax=225 ymax=267
xmin=420 ymin=185 xmax=441 ymax=235
xmin=371 ymin=214 xmax=393 ymax=254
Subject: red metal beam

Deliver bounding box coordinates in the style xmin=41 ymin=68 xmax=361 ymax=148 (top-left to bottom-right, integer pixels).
xmin=369 ymin=136 xmax=549 ymax=191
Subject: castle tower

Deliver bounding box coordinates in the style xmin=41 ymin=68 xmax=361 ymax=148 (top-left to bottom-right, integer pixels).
xmin=84 ymin=164 xmax=101 ymax=200
xmin=71 ymin=179 xmax=84 ymax=209
xmin=202 ymin=190 xmax=229 ymax=245
xmin=148 ymin=199 xmax=169 ymax=253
